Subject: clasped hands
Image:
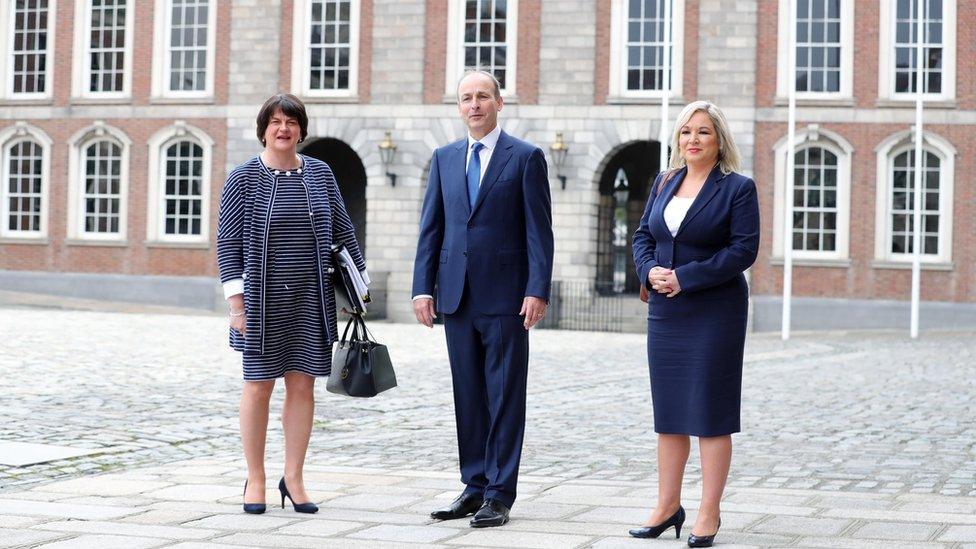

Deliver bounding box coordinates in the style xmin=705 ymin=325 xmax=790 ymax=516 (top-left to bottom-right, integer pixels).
xmin=648 ymin=266 xmax=681 ymax=298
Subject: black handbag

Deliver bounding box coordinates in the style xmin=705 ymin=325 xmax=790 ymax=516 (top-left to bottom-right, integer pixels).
xmin=327 ymin=314 xmax=397 ymax=398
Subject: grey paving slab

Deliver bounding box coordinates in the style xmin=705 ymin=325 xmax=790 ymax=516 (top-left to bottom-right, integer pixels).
xmin=33 ymin=533 xmax=170 ymax=549
xmin=212 ymin=532 xmax=444 ymax=548
xmin=181 ymin=513 xmax=299 ymax=531
xmin=119 ymin=509 xmax=212 ymax=525
xmin=0 ymin=528 xmax=67 ymax=548
xmin=33 ymin=477 xmax=173 ymax=496
xmin=851 ymin=520 xmax=941 ymax=541
xmin=447 ymin=529 xmax=593 ymax=548
xmin=0 ymin=499 xmax=137 ymax=520
xmin=274 ymin=519 xmax=364 ymax=536
xmin=0 ymin=441 xmax=106 ymax=466
xmin=348 ymin=523 xmax=458 ymax=543
xmin=748 ymin=515 xmax=852 ymax=536
xmin=792 ymin=537 xmax=947 ymax=548
xmin=32 ymin=519 xmax=219 ymax=539
xmin=322 ymin=493 xmax=422 ymax=511
xmin=939 ymin=525 xmax=976 ymax=542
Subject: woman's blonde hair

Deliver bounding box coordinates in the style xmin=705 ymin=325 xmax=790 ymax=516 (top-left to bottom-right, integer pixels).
xmin=668 ymin=100 xmax=741 ymax=174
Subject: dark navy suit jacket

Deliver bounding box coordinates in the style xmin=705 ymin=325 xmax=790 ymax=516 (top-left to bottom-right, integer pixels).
xmin=633 ymin=166 xmax=760 ymax=295
xmin=413 ymin=130 xmax=554 ymax=315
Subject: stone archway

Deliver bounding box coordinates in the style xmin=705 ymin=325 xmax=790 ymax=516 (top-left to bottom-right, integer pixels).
xmin=594 ymin=140 xmax=663 ymax=294
xmin=300 ymin=137 xmax=368 ymax=253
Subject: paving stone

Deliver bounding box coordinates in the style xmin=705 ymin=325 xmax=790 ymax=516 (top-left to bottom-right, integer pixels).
xmin=141 ymin=484 xmax=242 ymax=502
xmin=322 ymin=493 xmax=421 ymax=511
xmin=32 ymin=519 xmax=218 ymax=539
xmin=0 ymin=499 xmax=137 ymax=520
xmin=851 ymin=521 xmax=940 ymax=541
xmin=0 ymin=528 xmax=67 ymax=548
xmin=349 ymin=524 xmax=458 ymax=543
xmin=447 ymin=529 xmax=593 ymax=548
xmin=33 ymin=533 xmax=170 ymax=549
xmin=212 ymin=532 xmax=442 ymax=548
xmin=34 ymin=478 xmax=172 ymax=496
xmin=939 ymin=525 xmax=976 ymax=542
xmin=274 ymin=519 xmax=363 ymax=536
xmin=0 ymin=514 xmax=44 ymax=528
xmin=792 ymin=537 xmax=946 ymax=548
xmin=748 ymin=515 xmax=851 ymax=536
xmin=119 ymin=509 xmax=212 ymax=525
xmin=569 ymin=506 xmax=646 ymax=525
xmin=181 ymin=513 xmax=298 ymax=531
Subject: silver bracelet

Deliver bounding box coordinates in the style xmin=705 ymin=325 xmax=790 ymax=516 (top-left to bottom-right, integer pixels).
xmin=229 ymin=310 xmax=245 ymax=317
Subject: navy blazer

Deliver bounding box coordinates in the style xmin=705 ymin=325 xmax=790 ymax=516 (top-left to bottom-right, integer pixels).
xmin=633 ymin=166 xmax=760 ymax=295
xmin=412 ymin=130 xmax=554 ymax=315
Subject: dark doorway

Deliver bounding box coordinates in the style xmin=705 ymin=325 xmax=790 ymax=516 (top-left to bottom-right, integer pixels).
xmin=300 ymin=138 xmax=367 ymax=253
xmin=595 ymin=140 xmax=663 ymax=294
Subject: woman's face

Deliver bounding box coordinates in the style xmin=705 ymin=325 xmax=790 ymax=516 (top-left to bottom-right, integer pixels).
xmin=263 ymin=109 xmax=302 ymax=153
xmin=679 ymin=110 xmax=720 ymax=168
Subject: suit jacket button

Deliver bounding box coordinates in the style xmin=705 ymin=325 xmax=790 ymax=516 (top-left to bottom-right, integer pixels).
xmin=463 ymin=251 xmax=468 ymax=257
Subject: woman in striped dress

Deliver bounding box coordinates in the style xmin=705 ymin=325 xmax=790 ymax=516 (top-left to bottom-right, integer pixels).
xmin=216 ymin=93 xmax=368 ymax=514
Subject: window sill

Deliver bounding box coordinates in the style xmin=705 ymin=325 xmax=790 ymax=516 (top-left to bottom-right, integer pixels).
xmin=875 ymin=98 xmax=957 ymax=109
xmin=0 ymin=98 xmax=54 ymax=106
xmin=604 ymin=95 xmax=685 ymax=105
xmin=300 ymin=95 xmax=362 ymax=104
xmin=770 ymin=257 xmax=851 ymax=268
xmin=64 ymin=238 xmax=129 ymax=247
xmin=773 ymin=97 xmax=855 ymax=108
xmin=70 ymin=97 xmax=133 ymax=106
xmin=146 ymin=240 xmax=211 ymax=249
xmin=149 ymin=96 xmax=216 ymax=105
xmin=871 ymin=260 xmax=954 ymax=271
xmin=0 ymin=236 xmax=49 ymax=245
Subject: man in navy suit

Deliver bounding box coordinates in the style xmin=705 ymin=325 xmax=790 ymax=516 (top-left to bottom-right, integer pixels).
xmin=412 ymin=70 xmax=554 ymax=528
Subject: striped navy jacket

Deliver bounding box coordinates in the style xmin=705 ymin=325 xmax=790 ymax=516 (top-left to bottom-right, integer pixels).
xmin=216 ymin=155 xmax=367 ymax=354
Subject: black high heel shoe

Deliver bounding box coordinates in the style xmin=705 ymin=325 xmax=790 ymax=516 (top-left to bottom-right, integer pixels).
xmin=278 ymin=477 xmax=318 ymax=514
xmin=687 ymin=518 xmax=721 ymax=548
xmin=629 ymin=505 xmax=685 ymax=538
xmin=242 ymin=480 xmax=266 ymax=514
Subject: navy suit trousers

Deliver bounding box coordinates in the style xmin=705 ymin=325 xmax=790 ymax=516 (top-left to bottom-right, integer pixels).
xmin=443 ymin=285 xmax=528 ymax=509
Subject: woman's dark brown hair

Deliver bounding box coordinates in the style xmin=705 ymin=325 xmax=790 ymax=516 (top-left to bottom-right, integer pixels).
xmin=256 ymin=93 xmax=309 ymax=146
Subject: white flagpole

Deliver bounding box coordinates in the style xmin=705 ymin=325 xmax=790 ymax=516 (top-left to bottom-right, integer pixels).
xmin=659 ymin=0 xmax=672 ymax=172
xmin=910 ymin=0 xmax=925 ymax=338
xmin=782 ymin=0 xmax=797 ymax=341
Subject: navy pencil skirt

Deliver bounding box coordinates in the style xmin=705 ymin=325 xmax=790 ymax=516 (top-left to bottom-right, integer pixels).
xmin=646 ymin=275 xmax=748 ymax=437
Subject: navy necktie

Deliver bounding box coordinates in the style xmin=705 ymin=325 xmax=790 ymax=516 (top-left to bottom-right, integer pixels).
xmin=467 ymin=142 xmax=484 ymax=208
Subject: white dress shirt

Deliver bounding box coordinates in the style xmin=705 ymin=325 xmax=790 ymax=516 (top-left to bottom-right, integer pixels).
xmin=664 ymin=196 xmax=695 ymax=237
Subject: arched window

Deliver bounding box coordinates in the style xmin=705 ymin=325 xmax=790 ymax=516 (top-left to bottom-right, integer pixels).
xmin=0 ymin=123 xmax=52 ymax=238
xmin=146 ymin=122 xmax=213 ymax=244
xmin=67 ymin=122 xmax=131 ymax=241
xmin=874 ymin=130 xmax=955 ymax=264
xmin=772 ymin=126 xmax=853 ymax=262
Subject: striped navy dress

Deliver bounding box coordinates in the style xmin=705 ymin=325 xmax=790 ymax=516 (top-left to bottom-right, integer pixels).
xmin=216 ymin=155 xmax=368 ymax=381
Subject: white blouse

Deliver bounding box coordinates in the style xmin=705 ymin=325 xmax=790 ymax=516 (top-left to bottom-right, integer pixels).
xmin=664 ymin=196 xmax=695 ymax=237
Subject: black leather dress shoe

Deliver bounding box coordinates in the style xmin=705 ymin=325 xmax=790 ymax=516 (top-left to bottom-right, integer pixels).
xmin=430 ymin=492 xmax=483 ymax=520
xmin=469 ymin=499 xmax=510 ymax=528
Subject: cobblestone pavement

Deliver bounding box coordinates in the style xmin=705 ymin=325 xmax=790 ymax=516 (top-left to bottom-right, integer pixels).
xmin=1 ymin=307 xmax=975 ymax=548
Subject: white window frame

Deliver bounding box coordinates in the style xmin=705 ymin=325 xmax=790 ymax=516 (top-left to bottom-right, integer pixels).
xmin=145 ymin=122 xmax=213 ymax=244
xmin=151 ymin=0 xmax=217 ymax=99
xmin=873 ymin=129 xmax=955 ymax=264
xmin=71 ymin=0 xmax=135 ymax=100
xmin=775 ymin=0 xmax=853 ymax=100
xmin=291 ymin=0 xmax=360 ymax=98
xmin=0 ymin=122 xmax=52 ymax=239
xmin=2 ymin=0 xmax=57 ymax=100
xmin=444 ymin=0 xmax=519 ymax=98
xmin=772 ymin=126 xmax=853 ymax=262
xmin=878 ymin=0 xmax=955 ymax=101
xmin=66 ymin=122 xmax=131 ymax=241
xmin=608 ymin=0 xmax=684 ymax=99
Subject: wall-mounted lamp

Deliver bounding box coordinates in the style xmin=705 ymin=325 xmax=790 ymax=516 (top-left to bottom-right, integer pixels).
xmin=378 ymin=130 xmax=398 ymax=186
xmin=549 ymin=132 xmax=569 ymax=189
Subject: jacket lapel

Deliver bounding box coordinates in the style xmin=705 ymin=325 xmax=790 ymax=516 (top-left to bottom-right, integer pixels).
xmin=470 ymin=130 xmax=514 ymax=219
xmin=675 ymin=167 xmax=724 ymax=237
xmin=451 ymin=139 xmax=471 ymax=217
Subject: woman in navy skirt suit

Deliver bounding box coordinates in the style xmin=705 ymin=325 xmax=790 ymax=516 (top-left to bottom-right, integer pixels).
xmin=216 ymin=94 xmax=368 ymax=515
xmin=629 ymin=101 xmax=760 ymax=547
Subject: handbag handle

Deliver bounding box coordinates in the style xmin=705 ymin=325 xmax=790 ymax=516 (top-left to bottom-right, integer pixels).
xmin=340 ymin=314 xmax=361 ymax=343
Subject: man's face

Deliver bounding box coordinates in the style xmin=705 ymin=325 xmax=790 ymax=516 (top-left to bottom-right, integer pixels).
xmin=457 ymin=73 xmax=503 ymax=139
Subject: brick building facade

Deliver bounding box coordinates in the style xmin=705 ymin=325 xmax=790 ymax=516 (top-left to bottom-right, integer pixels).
xmin=0 ymin=0 xmax=972 ymax=330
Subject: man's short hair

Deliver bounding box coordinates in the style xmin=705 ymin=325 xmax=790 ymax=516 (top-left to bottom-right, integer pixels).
xmin=256 ymin=93 xmax=309 ymax=146
xmin=457 ymin=70 xmax=502 ymax=100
